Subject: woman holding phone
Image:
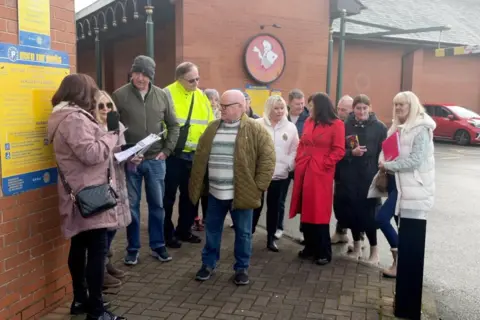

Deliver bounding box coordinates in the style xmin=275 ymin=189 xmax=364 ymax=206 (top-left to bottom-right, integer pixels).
xmin=334 ymin=94 xmax=387 ymax=264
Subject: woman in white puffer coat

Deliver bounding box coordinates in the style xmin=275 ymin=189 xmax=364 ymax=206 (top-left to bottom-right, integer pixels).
xmin=369 ymin=91 xmax=435 ymax=285
xmin=253 ymin=95 xmax=299 ymax=252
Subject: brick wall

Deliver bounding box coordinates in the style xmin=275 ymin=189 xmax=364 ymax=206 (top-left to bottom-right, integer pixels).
xmin=330 ymin=41 xmax=404 ymax=124
xmin=180 ymin=0 xmax=330 ymax=98
xmin=330 ymin=41 xmax=480 ymax=124
xmin=420 ymin=50 xmax=480 ymax=113
xmin=0 ymin=0 xmax=76 ymax=319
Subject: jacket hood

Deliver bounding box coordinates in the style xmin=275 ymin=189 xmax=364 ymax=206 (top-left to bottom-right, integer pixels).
xmin=389 ymin=112 xmax=437 ymax=136
xmin=261 ymin=114 xmax=290 ymax=129
xmin=47 ymin=102 xmax=94 ymax=142
xmin=409 ymin=112 xmax=437 ymax=131
xmin=346 ymin=112 xmax=378 ymax=125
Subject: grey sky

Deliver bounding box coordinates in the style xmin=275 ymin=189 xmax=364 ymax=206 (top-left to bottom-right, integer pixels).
xmin=75 ymin=0 xmax=97 ymax=12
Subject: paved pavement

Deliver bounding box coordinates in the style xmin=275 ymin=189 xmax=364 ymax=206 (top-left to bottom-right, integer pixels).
xmin=42 ymin=142 xmax=478 ymax=320
xmin=258 ymin=142 xmax=480 ymax=320
xmin=42 ymin=222 xmax=399 ymax=319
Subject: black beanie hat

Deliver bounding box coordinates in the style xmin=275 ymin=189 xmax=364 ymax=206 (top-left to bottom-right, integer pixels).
xmin=131 ymin=55 xmax=156 ymax=80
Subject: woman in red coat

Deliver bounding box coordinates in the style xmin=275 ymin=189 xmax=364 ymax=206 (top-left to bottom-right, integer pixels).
xmin=289 ymin=93 xmax=345 ymax=265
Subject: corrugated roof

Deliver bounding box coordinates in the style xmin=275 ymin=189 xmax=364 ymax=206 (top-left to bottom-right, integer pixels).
xmin=332 ymin=0 xmax=480 ymax=46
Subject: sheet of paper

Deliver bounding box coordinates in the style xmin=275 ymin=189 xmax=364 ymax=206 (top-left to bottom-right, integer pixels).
xmin=114 ymin=133 xmax=162 ymax=162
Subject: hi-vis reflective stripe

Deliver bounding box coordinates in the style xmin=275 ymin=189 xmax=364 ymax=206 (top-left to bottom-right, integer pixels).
xmin=435 ymin=45 xmax=480 ymax=57
xmin=186 ymin=141 xmax=198 ymax=148
xmin=177 ymin=118 xmax=209 ymax=125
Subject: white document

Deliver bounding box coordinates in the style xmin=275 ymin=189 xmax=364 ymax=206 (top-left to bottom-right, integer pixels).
xmin=114 ymin=131 xmax=165 ymax=162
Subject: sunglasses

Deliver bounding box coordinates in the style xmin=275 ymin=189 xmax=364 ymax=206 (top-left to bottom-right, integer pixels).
xmin=98 ymin=102 xmax=113 ymax=110
xmin=185 ymin=77 xmax=200 ymax=84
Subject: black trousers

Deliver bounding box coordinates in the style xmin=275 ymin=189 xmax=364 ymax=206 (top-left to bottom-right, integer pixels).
xmin=395 ymin=217 xmax=427 ymax=320
xmin=302 ymin=223 xmax=332 ymax=261
xmin=164 ymin=156 xmax=196 ymax=240
xmin=68 ymin=228 xmax=107 ymax=317
xmin=276 ymin=177 xmax=291 ymax=230
xmin=252 ymin=179 xmax=290 ymax=237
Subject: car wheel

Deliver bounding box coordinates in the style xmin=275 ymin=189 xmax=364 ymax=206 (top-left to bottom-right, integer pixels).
xmin=454 ymin=130 xmax=470 ymax=146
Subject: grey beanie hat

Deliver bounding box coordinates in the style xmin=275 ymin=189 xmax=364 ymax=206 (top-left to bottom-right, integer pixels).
xmin=131 ymin=55 xmax=156 ymax=80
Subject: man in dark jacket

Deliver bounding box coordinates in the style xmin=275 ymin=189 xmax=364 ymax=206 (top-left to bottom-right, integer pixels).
xmin=244 ymin=92 xmax=260 ymax=119
xmin=112 ymin=55 xmax=180 ymax=265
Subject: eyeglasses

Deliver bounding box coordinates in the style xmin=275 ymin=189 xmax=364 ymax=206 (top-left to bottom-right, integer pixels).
xmin=220 ymin=102 xmax=239 ymax=110
xmin=184 ymin=77 xmax=200 ymax=84
xmin=98 ymin=102 xmax=113 ymax=110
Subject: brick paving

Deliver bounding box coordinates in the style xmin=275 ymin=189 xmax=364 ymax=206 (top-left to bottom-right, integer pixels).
xmin=41 ymin=220 xmax=399 ymax=320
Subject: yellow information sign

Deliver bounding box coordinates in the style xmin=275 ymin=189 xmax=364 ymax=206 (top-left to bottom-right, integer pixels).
xmin=270 ymin=90 xmax=282 ymax=97
xmin=0 ymin=43 xmax=70 ymax=195
xmin=18 ymin=0 xmax=51 ymax=49
xmin=245 ymin=85 xmax=270 ymax=116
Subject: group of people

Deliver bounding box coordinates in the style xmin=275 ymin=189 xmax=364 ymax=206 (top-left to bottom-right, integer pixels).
xmin=47 ymin=53 xmax=436 ymax=320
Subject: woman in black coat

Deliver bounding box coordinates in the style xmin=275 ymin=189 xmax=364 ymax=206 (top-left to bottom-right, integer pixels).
xmin=334 ymin=94 xmax=387 ymax=264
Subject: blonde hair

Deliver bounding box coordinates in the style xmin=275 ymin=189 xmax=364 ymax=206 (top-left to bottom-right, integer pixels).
xmin=264 ymin=95 xmax=287 ymax=120
xmin=390 ymin=91 xmax=425 ymax=134
xmin=93 ymin=90 xmax=117 ymax=124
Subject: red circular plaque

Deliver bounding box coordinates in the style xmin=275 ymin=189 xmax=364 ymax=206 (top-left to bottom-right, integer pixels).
xmin=244 ymin=33 xmax=286 ymax=85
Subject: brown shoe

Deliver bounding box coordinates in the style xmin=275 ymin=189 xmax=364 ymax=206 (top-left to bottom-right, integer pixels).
xmin=382 ymin=248 xmax=397 ymax=278
xmin=103 ymin=270 xmax=122 ymax=289
xmin=106 ymin=262 xmax=126 ymax=279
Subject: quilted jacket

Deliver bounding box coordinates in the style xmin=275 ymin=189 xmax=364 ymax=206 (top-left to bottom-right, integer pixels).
xmin=189 ymin=113 xmax=276 ymax=210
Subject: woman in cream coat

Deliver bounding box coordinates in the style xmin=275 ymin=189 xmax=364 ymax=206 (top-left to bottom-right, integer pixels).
xmin=253 ymin=95 xmax=299 ymax=252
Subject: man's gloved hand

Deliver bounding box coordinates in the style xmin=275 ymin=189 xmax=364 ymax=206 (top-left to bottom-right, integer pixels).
xmin=120 ymin=143 xmax=135 ymax=151
xmin=107 ymin=111 xmax=120 ymax=132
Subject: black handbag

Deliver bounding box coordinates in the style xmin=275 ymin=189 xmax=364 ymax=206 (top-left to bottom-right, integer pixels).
xmin=58 ymin=161 xmax=118 ymax=219
xmin=174 ymin=93 xmax=195 ymax=155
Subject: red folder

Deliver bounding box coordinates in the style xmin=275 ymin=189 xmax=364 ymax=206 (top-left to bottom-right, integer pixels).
xmin=382 ymin=131 xmax=400 ymax=161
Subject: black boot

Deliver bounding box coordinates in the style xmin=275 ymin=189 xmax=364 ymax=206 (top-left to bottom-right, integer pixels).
xmin=86 ymin=310 xmax=126 ymax=320
xmin=70 ymin=298 xmax=111 ymax=315
xmin=267 ymin=236 xmax=279 ymax=252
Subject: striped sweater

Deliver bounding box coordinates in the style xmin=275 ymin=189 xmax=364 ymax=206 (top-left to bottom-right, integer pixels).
xmin=208 ymin=121 xmax=240 ymax=200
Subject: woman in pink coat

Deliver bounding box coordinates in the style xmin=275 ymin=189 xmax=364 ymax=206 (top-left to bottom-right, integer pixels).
xmin=92 ymin=90 xmax=133 ymax=289
xmin=47 ymin=74 xmax=125 ymax=320
xmin=289 ymin=93 xmax=345 ymax=266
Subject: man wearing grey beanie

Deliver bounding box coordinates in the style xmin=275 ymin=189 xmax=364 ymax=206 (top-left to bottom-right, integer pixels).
xmin=112 ymin=55 xmax=180 ymax=266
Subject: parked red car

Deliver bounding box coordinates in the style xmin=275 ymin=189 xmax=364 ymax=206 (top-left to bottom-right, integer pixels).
xmin=424 ymin=103 xmax=480 ymax=145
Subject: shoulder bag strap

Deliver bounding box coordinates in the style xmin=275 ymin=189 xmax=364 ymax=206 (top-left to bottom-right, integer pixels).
xmin=57 ymin=163 xmax=75 ymax=201
xmin=184 ymin=93 xmax=195 ymax=126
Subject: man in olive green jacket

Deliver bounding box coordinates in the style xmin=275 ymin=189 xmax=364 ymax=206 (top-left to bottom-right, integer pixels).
xmin=189 ymin=90 xmax=275 ymax=286
xmin=112 ymin=55 xmax=179 ymax=265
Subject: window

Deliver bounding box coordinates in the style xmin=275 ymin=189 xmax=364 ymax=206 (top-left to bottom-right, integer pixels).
xmin=437 ymin=107 xmax=452 ymax=118
xmin=424 ymin=105 xmax=434 ymax=116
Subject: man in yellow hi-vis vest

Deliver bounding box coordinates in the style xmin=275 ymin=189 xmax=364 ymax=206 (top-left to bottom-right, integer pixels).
xmin=163 ymin=62 xmax=215 ymax=248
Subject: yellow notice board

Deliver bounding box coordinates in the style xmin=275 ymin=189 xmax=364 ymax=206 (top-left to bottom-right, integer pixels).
xmin=0 ymin=43 xmax=70 ymax=196
xmin=18 ymin=0 xmax=51 ymax=49
xmin=270 ymin=90 xmax=282 ymax=97
xmin=245 ymin=85 xmax=270 ymax=116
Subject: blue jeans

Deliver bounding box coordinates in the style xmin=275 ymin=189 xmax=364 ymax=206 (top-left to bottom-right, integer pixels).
xmin=202 ymin=194 xmax=253 ymax=271
xmin=125 ymin=159 xmax=166 ymax=253
xmin=376 ymin=174 xmax=399 ymax=248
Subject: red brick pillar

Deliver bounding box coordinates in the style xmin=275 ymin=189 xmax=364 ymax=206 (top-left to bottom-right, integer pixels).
xmin=0 ymin=0 xmax=76 ymax=319
xmin=401 ymin=49 xmax=424 ymax=96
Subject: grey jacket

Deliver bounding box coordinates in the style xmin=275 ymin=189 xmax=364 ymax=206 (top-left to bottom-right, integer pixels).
xmin=112 ymin=83 xmax=179 ymax=158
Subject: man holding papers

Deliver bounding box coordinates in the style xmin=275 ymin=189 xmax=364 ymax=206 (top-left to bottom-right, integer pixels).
xmin=112 ymin=55 xmax=179 ymax=265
